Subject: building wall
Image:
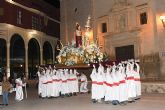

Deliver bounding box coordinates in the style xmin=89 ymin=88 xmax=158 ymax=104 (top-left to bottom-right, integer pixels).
xmin=60 ymin=0 xmax=92 ymax=45
xmin=95 ymin=0 xmax=165 ymax=80
xmin=61 ymin=0 xmax=165 ymax=80
xmin=155 ymin=0 xmax=165 ymax=80
xmin=0 ymin=0 xmax=60 ymax=38
xmin=0 ymin=0 xmax=60 ymax=78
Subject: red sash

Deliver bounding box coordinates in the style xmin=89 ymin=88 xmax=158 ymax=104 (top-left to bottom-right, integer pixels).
xmin=127 ymin=77 xmax=134 ymax=80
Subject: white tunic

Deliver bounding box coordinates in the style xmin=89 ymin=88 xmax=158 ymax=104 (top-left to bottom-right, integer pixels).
xmin=117 ymin=65 xmax=128 ymax=102
xmin=37 ymin=71 xmax=42 ymax=95
xmin=73 ymin=69 xmax=79 ymax=93
xmin=104 ymin=67 xmax=113 ymax=101
xmin=80 ymin=74 xmax=88 ymax=93
xmin=111 ymin=65 xmax=120 ymax=101
xmin=40 ymin=74 xmax=47 ymax=98
xmin=126 ymin=62 xmax=136 ymax=99
xmin=95 ymin=65 xmax=105 ymax=100
xmin=134 ymin=63 xmax=141 ymax=97
xmin=51 ymin=69 xmax=59 ymax=97
xmin=90 ymin=66 xmax=97 ymax=100
xmin=15 ymin=78 xmax=24 ymax=101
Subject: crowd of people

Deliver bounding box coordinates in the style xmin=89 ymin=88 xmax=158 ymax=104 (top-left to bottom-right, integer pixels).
xmin=37 ymin=66 xmax=88 ymax=98
xmin=90 ymin=59 xmax=141 ymax=105
xmin=0 ymin=59 xmax=141 ymax=106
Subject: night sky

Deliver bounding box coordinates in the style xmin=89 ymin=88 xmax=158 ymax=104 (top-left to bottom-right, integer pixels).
xmin=43 ymin=0 xmax=60 ymax=8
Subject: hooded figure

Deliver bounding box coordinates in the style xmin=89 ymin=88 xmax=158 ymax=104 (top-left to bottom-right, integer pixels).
xmin=95 ymin=63 xmax=105 ymax=103
xmin=90 ymin=65 xmax=97 ymax=102
xmin=15 ymin=78 xmax=24 ymax=101
xmin=79 ymin=73 xmax=88 ymax=93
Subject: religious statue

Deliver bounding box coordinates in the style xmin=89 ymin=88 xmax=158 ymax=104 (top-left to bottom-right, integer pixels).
xmin=75 ymin=22 xmax=82 ymax=47
xmin=83 ymin=16 xmax=91 ymax=48
xmin=55 ymin=40 xmax=63 ymax=61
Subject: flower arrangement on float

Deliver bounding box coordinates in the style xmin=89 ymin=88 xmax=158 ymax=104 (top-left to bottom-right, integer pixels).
xmin=56 ymin=40 xmax=108 ymax=66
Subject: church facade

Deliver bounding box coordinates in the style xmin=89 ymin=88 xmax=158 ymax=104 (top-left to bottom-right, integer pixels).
xmin=60 ymin=0 xmax=165 ymax=81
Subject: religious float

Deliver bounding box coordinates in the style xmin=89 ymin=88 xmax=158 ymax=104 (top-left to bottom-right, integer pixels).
xmin=55 ymin=16 xmax=108 ymax=69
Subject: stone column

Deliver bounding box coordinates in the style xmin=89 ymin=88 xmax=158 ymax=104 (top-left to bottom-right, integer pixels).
xmin=53 ymin=48 xmax=55 ymax=64
xmin=6 ymin=43 xmax=10 ymax=78
xmin=25 ymin=46 xmax=28 ymax=79
xmin=40 ymin=48 xmax=43 ymax=65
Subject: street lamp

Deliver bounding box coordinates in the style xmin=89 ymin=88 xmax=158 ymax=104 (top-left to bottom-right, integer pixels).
xmin=160 ymin=16 xmax=165 ymax=28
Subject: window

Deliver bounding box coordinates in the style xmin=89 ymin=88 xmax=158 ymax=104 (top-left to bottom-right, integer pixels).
xmin=32 ymin=16 xmax=41 ymax=30
xmin=140 ymin=12 xmax=147 ymax=25
xmin=17 ymin=10 xmax=22 ymax=25
xmin=102 ymin=23 xmax=107 ymax=33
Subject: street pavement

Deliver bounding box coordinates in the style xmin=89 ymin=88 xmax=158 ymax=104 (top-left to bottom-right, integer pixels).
xmin=0 ymin=87 xmax=165 ymax=110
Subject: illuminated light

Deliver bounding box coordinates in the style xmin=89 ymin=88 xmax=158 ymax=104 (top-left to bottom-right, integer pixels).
xmin=160 ymin=16 xmax=165 ymax=21
xmin=160 ymin=16 xmax=165 ymax=28
xmin=28 ymin=30 xmax=38 ymax=36
xmin=85 ymin=30 xmax=93 ymax=41
xmin=6 ymin=0 xmax=14 ymax=4
xmin=7 ymin=24 xmax=14 ymax=28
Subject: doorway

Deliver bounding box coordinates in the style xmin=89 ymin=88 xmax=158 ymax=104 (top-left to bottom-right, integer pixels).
xmin=115 ymin=45 xmax=134 ymax=61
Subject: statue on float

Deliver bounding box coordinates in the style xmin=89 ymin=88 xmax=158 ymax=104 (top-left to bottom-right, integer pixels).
xmin=56 ymin=16 xmax=108 ymax=66
xmin=75 ymin=22 xmax=82 ymax=47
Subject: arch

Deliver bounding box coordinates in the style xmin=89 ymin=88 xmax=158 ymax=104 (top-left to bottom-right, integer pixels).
xmin=0 ymin=38 xmax=6 ymax=80
xmin=0 ymin=38 xmax=6 ymax=67
xmin=10 ymin=34 xmax=25 ymax=78
xmin=43 ymin=41 xmax=53 ymax=65
xmin=28 ymin=38 xmax=40 ymax=79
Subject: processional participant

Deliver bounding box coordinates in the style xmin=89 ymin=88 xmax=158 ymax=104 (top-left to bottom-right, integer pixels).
xmin=95 ymin=63 xmax=105 ymax=103
xmin=37 ymin=66 xmax=43 ymax=98
xmin=134 ymin=60 xmax=141 ymax=100
xmin=51 ymin=66 xmax=60 ymax=97
xmin=79 ymin=72 xmax=88 ymax=93
xmin=15 ymin=77 xmax=25 ymax=101
xmin=90 ymin=65 xmax=97 ymax=103
xmin=73 ymin=69 xmax=79 ymax=95
xmin=104 ymin=65 xmax=113 ymax=104
xmin=90 ymin=59 xmax=141 ymax=105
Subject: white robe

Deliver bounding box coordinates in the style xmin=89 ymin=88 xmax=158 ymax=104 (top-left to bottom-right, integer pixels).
xmin=68 ymin=70 xmax=74 ymax=94
xmin=104 ymin=67 xmax=113 ymax=101
xmin=126 ymin=62 xmax=136 ymax=99
xmin=73 ymin=70 xmax=79 ymax=93
xmin=80 ymin=74 xmax=88 ymax=93
xmin=111 ymin=65 xmax=120 ymax=101
xmin=40 ymin=74 xmax=47 ymax=98
xmin=15 ymin=78 xmax=24 ymax=101
xmin=117 ymin=65 xmax=128 ymax=102
xmin=61 ymin=71 xmax=69 ymax=95
xmin=46 ymin=73 xmax=53 ymax=97
xmin=51 ymin=70 xmax=59 ymax=97
xmin=90 ymin=67 xmax=97 ymax=100
xmin=95 ymin=65 xmax=105 ymax=100
xmin=134 ymin=63 xmax=141 ymax=97
xmin=37 ymin=71 xmax=42 ymax=95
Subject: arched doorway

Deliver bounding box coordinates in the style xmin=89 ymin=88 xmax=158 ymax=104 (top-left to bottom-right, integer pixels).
xmin=10 ymin=34 xmax=25 ymax=79
xmin=0 ymin=38 xmax=6 ymax=81
xmin=43 ymin=41 xmax=53 ymax=65
xmin=28 ymin=38 xmax=40 ymax=79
